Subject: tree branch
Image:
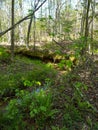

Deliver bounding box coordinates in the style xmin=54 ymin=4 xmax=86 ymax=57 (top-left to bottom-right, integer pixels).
xmin=0 ymin=0 xmax=47 ymax=37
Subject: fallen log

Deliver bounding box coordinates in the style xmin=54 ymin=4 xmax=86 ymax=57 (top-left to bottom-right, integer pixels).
xmin=15 ymin=48 xmax=65 ymax=63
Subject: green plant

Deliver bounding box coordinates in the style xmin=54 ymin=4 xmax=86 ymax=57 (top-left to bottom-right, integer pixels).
xmin=2 ymin=88 xmax=57 ymax=129
xmin=30 ymin=89 xmax=57 ymax=127
xmin=73 ymin=82 xmax=94 ymax=109
xmin=92 ymin=122 xmax=98 ymax=130
xmin=2 ymin=98 xmax=26 ymax=130
xmin=0 ymin=47 xmax=10 ymax=61
xmin=73 ymin=82 xmax=88 ymax=99
xmin=61 ymin=82 xmax=90 ymax=130
xmin=65 ymin=59 xmax=73 ymax=70
xmin=23 ymin=79 xmax=41 ymax=87
xmin=58 ymin=55 xmax=77 ymax=70
xmin=0 ymin=112 xmax=25 ymax=130
xmin=63 ymin=103 xmax=83 ymax=130
xmin=6 ymin=99 xmax=21 ymax=120
xmin=44 ymin=78 xmax=52 ymax=87
xmin=51 ymin=126 xmax=68 ymax=130
xmin=65 ymin=103 xmax=83 ymax=120
xmin=58 ymin=59 xmax=66 ymax=70
xmin=0 ymin=55 xmax=57 ymax=98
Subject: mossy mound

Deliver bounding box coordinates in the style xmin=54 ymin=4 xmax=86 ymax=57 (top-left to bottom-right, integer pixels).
xmin=15 ymin=48 xmax=65 ymax=63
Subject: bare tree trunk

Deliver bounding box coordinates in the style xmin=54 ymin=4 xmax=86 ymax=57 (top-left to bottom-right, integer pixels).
xmin=26 ymin=0 xmax=39 ymax=49
xmin=18 ymin=0 xmax=24 ymax=45
xmin=85 ymin=0 xmax=91 ymax=42
xmin=80 ymin=7 xmax=86 ymax=36
xmin=33 ymin=14 xmax=36 ymax=51
xmin=81 ymin=0 xmax=91 ymax=55
xmin=90 ymin=0 xmax=95 ymax=55
xmin=6 ymin=1 xmax=11 ymax=45
xmin=11 ymin=0 xmax=14 ymax=61
xmin=26 ymin=16 xmax=33 ymax=49
xmin=55 ymin=0 xmax=61 ymax=41
xmin=39 ymin=5 xmax=43 ymax=43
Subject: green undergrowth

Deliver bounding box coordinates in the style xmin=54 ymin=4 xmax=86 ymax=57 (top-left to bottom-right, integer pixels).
xmin=0 ymin=55 xmax=57 ymax=98
xmin=0 ymin=46 xmax=10 ymax=62
xmin=0 ymin=88 xmax=57 ymax=130
xmin=0 ymin=46 xmax=98 ymax=130
xmin=1 ymin=69 xmax=98 ymax=130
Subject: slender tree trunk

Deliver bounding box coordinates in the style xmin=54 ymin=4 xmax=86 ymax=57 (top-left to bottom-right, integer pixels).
xmin=80 ymin=7 xmax=86 ymax=36
xmin=26 ymin=16 xmax=33 ymax=49
xmin=18 ymin=0 xmax=24 ymax=45
xmin=85 ymin=0 xmax=91 ymax=42
xmin=91 ymin=0 xmax=95 ymax=55
xmin=26 ymin=0 xmax=39 ymax=49
xmin=5 ymin=1 xmax=11 ymax=45
xmin=39 ymin=5 xmax=43 ymax=43
xmin=33 ymin=14 xmax=36 ymax=51
xmin=11 ymin=0 xmax=14 ymax=61
xmin=81 ymin=0 xmax=91 ymax=55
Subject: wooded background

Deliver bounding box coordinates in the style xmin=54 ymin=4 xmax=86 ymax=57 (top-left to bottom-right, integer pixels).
xmin=0 ymin=0 xmax=98 ymax=60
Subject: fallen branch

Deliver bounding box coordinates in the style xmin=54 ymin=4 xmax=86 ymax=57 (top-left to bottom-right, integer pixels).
xmin=52 ymin=39 xmax=64 ymax=48
xmin=0 ymin=0 xmax=47 ymax=37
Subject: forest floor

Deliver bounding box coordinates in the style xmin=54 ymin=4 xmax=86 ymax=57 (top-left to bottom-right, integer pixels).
xmin=51 ymin=54 xmax=98 ymax=129
xmin=0 ymin=44 xmax=98 ymax=130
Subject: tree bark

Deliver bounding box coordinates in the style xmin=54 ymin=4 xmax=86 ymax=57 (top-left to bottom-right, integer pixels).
xmin=26 ymin=0 xmax=39 ymax=49
xmin=84 ymin=0 xmax=91 ymax=41
xmin=18 ymin=0 xmax=24 ymax=45
xmin=11 ymin=0 xmax=15 ymax=61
